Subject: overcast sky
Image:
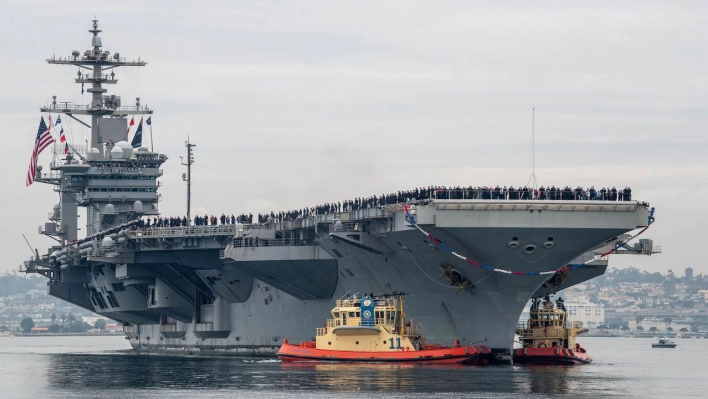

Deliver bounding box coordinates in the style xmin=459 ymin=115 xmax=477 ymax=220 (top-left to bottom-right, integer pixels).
xmin=1 ymin=1 xmax=706 ymax=275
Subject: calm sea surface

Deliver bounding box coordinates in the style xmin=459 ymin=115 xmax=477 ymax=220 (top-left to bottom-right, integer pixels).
xmin=0 ymin=335 xmax=705 ymax=398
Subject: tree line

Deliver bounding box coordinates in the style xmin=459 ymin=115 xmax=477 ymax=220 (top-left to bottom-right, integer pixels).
xmin=16 ymin=313 xmax=107 ymax=333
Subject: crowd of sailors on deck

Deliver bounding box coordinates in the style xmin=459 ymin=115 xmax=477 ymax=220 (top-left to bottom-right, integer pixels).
xmin=134 ymin=185 xmax=632 ymax=229
xmin=436 ymin=185 xmax=632 ymax=201
xmin=136 ymin=214 xmax=238 ymax=228
xmin=136 ymin=216 xmax=189 ymax=228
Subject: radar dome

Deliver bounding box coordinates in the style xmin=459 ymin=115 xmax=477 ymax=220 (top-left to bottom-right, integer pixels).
xmin=104 ymin=204 xmax=115 ymax=215
xmin=101 ymin=237 xmax=115 ymax=248
xmin=110 ymin=147 xmax=124 ymax=159
xmin=88 ymin=147 xmax=101 ymax=161
xmin=133 ymin=200 xmax=144 ymax=213
xmin=53 ymin=204 xmax=60 ymax=212
xmin=115 ymin=141 xmax=134 ymax=158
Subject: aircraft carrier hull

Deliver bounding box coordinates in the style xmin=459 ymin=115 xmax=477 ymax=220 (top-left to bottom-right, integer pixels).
xmin=113 ymin=202 xmax=648 ymax=361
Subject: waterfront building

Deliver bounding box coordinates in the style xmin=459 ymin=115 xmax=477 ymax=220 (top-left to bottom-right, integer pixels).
xmin=565 ymin=301 xmax=605 ymax=328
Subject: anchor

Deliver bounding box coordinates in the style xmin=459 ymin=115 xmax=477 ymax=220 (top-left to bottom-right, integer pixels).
xmin=439 ymin=265 xmax=474 ymax=293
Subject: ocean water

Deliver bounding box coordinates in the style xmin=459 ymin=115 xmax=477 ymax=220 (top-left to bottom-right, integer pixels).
xmin=0 ymin=335 xmax=705 ymax=398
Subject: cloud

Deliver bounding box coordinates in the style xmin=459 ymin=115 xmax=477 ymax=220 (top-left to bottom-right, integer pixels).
xmin=2 ymin=1 xmax=706 ymax=274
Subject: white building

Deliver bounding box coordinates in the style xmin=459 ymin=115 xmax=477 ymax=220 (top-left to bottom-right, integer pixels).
xmin=698 ymin=290 xmax=708 ymax=303
xmin=565 ymin=301 xmax=605 ymax=328
xmin=564 ymin=293 xmax=589 ymax=302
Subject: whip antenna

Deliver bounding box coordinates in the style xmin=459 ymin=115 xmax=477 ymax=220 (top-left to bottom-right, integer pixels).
xmin=526 ymin=108 xmax=538 ymax=191
xmin=22 ymin=234 xmax=38 ymax=259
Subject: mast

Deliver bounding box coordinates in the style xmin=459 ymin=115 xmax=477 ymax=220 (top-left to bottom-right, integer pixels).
xmin=35 ymin=19 xmax=163 ymax=241
xmin=43 ymin=19 xmax=152 ymax=149
xmin=181 ymin=138 xmax=196 ymax=222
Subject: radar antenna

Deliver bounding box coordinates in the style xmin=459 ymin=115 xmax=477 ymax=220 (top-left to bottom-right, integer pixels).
xmin=526 ymin=108 xmax=538 ymax=191
xmin=43 ymin=19 xmax=152 ymax=149
xmin=181 ymin=138 xmax=196 ymax=223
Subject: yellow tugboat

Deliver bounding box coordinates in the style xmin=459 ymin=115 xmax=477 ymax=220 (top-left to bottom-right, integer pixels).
xmin=514 ymin=295 xmax=592 ymax=365
xmin=278 ymin=292 xmax=491 ymax=364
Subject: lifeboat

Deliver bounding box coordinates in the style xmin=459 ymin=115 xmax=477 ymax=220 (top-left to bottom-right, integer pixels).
xmin=513 ymin=295 xmax=592 ymax=365
xmin=277 ymin=292 xmax=491 ymax=364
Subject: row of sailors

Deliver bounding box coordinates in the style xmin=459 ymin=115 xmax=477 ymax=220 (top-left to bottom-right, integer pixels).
xmin=136 ymin=215 xmax=237 ymax=228
xmin=136 ymin=217 xmax=188 ymax=228
xmin=251 ymin=185 xmax=633 ymax=224
xmin=435 ymin=186 xmax=632 ymax=201
xmin=246 ymin=188 xmax=464 ymax=224
xmin=134 ymin=185 xmax=633 ymax=229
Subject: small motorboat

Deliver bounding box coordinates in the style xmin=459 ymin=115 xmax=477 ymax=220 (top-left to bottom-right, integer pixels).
xmin=277 ymin=292 xmax=491 ymax=364
xmin=652 ymin=337 xmax=677 ymax=348
xmin=514 ymin=295 xmax=592 ymax=365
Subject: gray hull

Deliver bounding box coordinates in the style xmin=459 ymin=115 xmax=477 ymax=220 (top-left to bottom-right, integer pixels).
xmin=108 ymin=201 xmax=647 ymax=360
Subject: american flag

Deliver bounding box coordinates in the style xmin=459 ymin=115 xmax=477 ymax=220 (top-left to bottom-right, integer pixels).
xmin=26 ymin=117 xmax=54 ymax=186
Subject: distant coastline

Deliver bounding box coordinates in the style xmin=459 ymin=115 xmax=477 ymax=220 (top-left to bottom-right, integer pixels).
xmin=582 ymin=332 xmax=707 ymax=339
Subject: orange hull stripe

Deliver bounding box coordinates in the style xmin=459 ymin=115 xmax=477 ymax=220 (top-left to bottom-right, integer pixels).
xmin=277 ymin=343 xmax=490 ymax=362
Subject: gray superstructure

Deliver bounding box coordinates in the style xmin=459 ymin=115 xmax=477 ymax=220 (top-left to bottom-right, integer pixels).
xmin=23 ymin=21 xmax=659 ymax=362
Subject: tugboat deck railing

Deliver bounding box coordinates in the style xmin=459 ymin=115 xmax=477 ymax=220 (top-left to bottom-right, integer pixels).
xmin=516 ymin=328 xmax=569 ymax=340
xmin=318 ymin=319 xmax=420 ymax=337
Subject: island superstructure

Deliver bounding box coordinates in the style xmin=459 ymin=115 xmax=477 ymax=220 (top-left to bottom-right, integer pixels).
xmin=22 ymin=20 xmax=659 ymax=362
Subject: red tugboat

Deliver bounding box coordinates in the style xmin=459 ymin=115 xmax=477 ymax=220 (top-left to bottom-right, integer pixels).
xmin=514 ymin=295 xmax=592 ymax=365
xmin=277 ymin=293 xmax=491 ymax=364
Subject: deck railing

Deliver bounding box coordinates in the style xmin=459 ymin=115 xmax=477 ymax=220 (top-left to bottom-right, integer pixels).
xmin=230 ymin=237 xmax=313 ymax=248
xmin=128 ymin=225 xmax=238 ymax=239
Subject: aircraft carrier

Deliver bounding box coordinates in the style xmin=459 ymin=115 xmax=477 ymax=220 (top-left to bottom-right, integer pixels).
xmin=23 ymin=20 xmax=659 ymax=362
